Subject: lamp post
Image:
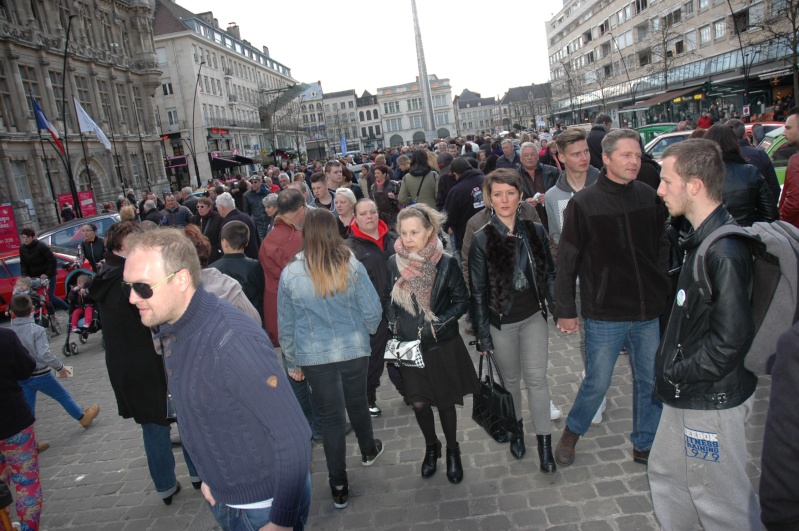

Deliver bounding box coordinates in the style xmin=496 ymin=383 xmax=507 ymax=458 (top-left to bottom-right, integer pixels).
xmin=61 ymin=14 xmax=82 ymax=217
xmin=190 ymin=61 xmax=206 ymax=188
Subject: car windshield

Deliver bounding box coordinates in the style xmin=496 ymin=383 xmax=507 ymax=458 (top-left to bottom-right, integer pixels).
xmin=649 ymin=136 xmax=686 ymax=158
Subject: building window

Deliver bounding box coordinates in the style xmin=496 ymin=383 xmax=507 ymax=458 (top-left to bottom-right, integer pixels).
xmin=359 ymin=111 xmax=364 ymax=121
xmin=685 ymin=29 xmax=697 ymax=51
xmin=383 ymin=101 xmax=400 ymax=114
xmin=11 ymin=161 xmax=37 ymax=223
xmin=366 ymin=110 xmax=372 ymax=120
xmin=386 ymin=117 xmax=403 ymax=132
xmin=18 ymin=65 xmax=40 ymax=116
xmin=684 ymin=0 xmax=694 ymax=16
xmin=0 ymin=61 xmax=16 ymax=127
xmin=699 ymin=0 xmax=708 ymax=9
xmin=635 ymin=0 xmax=648 ymax=13
xmin=435 ymin=112 xmax=448 ymax=126
xmin=675 ymin=40 xmax=685 ymax=54
xmin=167 ymin=109 xmax=178 ymax=126
xmin=409 ymin=115 xmax=422 ymax=128
xmin=348 ymin=101 xmax=353 ymax=108
xmin=699 ymin=25 xmax=711 ymax=44
xmin=48 ymin=70 xmax=64 ymax=121
xmin=162 ymin=81 xmax=173 ymax=96
xmin=375 ymin=125 xmax=381 ymax=136
xmin=407 ymin=98 xmax=422 ymax=111
xmin=132 ymin=86 xmax=145 ymax=126
xmin=130 ymin=154 xmax=141 ymax=187
xmin=713 ymin=19 xmax=726 ymax=39
xmin=733 ymin=9 xmax=750 ymax=33
xmin=116 ymin=83 xmax=130 ymax=123
xmin=97 ymin=80 xmax=111 ymax=121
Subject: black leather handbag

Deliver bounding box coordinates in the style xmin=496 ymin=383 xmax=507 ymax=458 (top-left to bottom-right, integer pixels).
xmin=472 ymin=352 xmax=517 ymax=443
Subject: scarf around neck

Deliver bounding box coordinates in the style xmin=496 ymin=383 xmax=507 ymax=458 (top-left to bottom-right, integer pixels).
xmin=391 ymin=235 xmax=443 ymax=322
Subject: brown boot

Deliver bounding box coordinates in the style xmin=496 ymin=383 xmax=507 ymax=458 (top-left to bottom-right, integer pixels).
xmin=79 ymin=404 xmax=100 ymax=428
xmin=554 ymin=426 xmax=580 ymax=466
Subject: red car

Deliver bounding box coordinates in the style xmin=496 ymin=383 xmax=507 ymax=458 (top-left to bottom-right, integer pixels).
xmin=0 ymin=250 xmax=89 ymax=313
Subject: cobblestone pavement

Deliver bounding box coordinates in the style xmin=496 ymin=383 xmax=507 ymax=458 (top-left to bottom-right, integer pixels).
xmin=4 ymin=314 xmax=769 ymax=530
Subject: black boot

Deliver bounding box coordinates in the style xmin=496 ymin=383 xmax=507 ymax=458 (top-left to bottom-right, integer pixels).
xmin=446 ymin=445 xmax=463 ymax=484
xmin=421 ymin=440 xmax=441 ymax=478
xmin=537 ymin=434 xmax=557 ymax=474
xmin=510 ymin=419 xmax=526 ymax=459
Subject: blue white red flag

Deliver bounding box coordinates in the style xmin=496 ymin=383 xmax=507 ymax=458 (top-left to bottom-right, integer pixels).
xmin=32 ymin=98 xmax=65 ymax=154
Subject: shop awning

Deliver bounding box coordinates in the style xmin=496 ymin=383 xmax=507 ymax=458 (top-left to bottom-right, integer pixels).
xmin=207 ymin=133 xmax=223 ymax=140
xmin=210 ymin=157 xmax=240 ymax=169
xmin=233 ymin=155 xmax=254 ymax=164
xmin=627 ymin=86 xmax=702 ymax=109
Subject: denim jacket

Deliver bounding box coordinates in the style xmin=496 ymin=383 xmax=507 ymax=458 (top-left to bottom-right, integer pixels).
xmin=277 ymin=251 xmax=382 ymax=371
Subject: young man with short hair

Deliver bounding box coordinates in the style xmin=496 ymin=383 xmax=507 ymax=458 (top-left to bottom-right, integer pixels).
xmin=649 ymin=139 xmax=759 ymax=529
xmin=310 ymin=172 xmax=335 ymax=211
xmin=211 ymin=221 xmax=264 ymax=321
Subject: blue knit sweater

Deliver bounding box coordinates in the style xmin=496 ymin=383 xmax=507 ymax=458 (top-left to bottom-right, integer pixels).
xmin=153 ymin=287 xmax=310 ymax=526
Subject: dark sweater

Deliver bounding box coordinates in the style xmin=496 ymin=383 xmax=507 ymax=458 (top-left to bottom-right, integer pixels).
xmin=153 ymin=287 xmax=310 ymax=525
xmin=443 ymin=169 xmax=485 ymax=251
xmin=0 ymin=328 xmax=36 ymax=439
xmin=210 ymin=253 xmax=264 ymax=320
xmin=220 ymin=210 xmax=261 ymax=260
xmin=19 ymin=239 xmax=56 ymax=278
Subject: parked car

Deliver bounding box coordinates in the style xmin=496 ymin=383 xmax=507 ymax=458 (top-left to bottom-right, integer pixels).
xmin=0 ymin=250 xmax=89 ymax=313
xmin=759 ymin=127 xmax=794 ymax=186
xmin=636 ymin=123 xmax=678 ymax=145
xmin=36 ymin=213 xmax=120 ymax=254
xmin=644 ymin=131 xmax=693 ymax=162
xmin=745 ymin=121 xmax=784 ymax=144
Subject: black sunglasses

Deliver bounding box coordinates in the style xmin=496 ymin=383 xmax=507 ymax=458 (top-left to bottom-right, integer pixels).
xmin=122 ymin=271 xmax=178 ymax=299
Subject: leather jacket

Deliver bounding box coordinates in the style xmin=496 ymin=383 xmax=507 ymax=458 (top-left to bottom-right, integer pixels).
xmin=722 ymin=161 xmax=779 ymax=227
xmin=385 ymin=253 xmax=468 ymax=348
xmin=469 ymin=217 xmax=555 ymax=352
xmin=655 ymin=205 xmax=757 ymax=410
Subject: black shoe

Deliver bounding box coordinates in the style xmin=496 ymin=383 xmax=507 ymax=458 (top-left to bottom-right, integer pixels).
xmin=331 ymin=482 xmax=348 ymax=509
xmin=445 ymin=445 xmax=463 ymax=484
xmin=163 ymin=481 xmax=181 ymax=505
xmin=368 ymin=402 xmax=382 ymax=417
xmin=361 ymin=439 xmax=384 ymax=466
xmin=191 ymin=481 xmax=202 ymax=490
xmin=633 ymin=448 xmax=650 ymax=465
xmin=537 ymin=434 xmax=557 ymax=474
xmin=510 ymin=419 xmax=525 ymax=459
xmin=421 ymin=440 xmax=441 ymax=478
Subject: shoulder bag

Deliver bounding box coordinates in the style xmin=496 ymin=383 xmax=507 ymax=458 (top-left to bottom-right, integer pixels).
xmin=472 ymin=352 xmax=516 ymax=443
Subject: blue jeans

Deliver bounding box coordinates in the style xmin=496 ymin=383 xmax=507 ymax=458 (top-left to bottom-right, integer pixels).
xmin=140 ymin=423 xmax=198 ymax=498
xmin=566 ymin=318 xmax=663 ymax=451
xmin=20 ymin=373 xmax=83 ymax=420
xmin=209 ymin=472 xmax=311 ymax=531
xmin=302 ymin=357 xmax=375 ymax=488
xmin=48 ymin=276 xmax=70 ymax=312
xmin=288 ymin=376 xmax=322 ymax=440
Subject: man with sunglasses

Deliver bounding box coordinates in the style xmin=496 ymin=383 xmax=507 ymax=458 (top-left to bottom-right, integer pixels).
xmin=123 ymin=228 xmax=312 ymax=531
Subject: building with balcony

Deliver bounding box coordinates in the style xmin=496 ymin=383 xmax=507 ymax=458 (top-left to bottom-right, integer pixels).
xmin=153 ymin=0 xmax=297 ymax=185
xmin=356 ymin=91 xmax=383 ymax=153
xmin=376 ymin=75 xmax=455 ymax=147
xmin=547 ymin=0 xmax=794 ymax=127
xmin=0 ymin=0 xmax=165 ymax=230
xmin=323 ymin=89 xmax=360 ymax=155
xmin=454 ymin=89 xmax=500 ymax=137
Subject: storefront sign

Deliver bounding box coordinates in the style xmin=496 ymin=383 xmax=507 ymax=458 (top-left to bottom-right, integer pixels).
xmin=0 ymin=204 xmax=20 ymax=252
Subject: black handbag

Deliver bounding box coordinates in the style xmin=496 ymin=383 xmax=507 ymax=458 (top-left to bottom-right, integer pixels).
xmin=472 ymin=352 xmax=517 ymax=443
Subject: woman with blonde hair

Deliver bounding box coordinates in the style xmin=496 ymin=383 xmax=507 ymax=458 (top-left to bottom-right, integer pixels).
xmin=385 ymin=203 xmax=479 ymax=484
xmin=278 ymin=208 xmax=384 ymax=510
xmin=334 ymin=187 xmax=357 ymax=238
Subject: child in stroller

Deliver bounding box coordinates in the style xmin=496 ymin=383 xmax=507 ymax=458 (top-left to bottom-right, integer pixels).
xmin=67 ymin=274 xmax=94 ymax=332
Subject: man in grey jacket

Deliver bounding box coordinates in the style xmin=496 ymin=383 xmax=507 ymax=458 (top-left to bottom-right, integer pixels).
xmin=242 ymin=176 xmax=270 ymax=239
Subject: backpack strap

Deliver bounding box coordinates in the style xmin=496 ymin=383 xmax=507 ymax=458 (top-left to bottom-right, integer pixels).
xmin=692 ymin=225 xmax=753 ymax=304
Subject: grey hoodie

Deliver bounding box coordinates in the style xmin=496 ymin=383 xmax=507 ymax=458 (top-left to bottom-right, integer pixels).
xmin=545 ymin=166 xmax=600 ymax=245
xmin=11 ymin=316 xmax=63 ymax=377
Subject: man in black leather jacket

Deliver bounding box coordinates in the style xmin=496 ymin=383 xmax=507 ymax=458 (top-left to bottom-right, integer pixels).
xmin=649 ymin=139 xmax=759 ymax=530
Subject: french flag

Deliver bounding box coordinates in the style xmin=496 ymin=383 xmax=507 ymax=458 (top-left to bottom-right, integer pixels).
xmin=32 ymin=98 xmax=65 ymax=154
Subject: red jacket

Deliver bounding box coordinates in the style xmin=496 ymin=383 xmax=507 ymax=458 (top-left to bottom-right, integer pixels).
xmin=697 ymin=116 xmax=713 ymax=129
xmin=258 ymin=217 xmax=302 ymax=346
xmin=779 ymin=153 xmax=799 ymax=228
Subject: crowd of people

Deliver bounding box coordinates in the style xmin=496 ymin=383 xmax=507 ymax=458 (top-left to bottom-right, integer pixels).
xmin=3 ymin=113 xmax=799 ymax=531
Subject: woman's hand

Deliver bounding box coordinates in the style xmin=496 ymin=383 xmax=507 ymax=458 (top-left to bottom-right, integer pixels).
xmin=288 ymin=369 xmax=305 ymax=381
xmin=387 ymin=192 xmax=396 ymax=199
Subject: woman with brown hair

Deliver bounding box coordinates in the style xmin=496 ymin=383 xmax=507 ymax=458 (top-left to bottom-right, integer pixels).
xmin=385 ymin=203 xmax=479 ymax=484
xmin=370 ymin=164 xmax=401 ymax=229
xmin=337 ymin=160 xmax=364 ymax=200
xmin=278 ymin=208 xmax=384 ymax=510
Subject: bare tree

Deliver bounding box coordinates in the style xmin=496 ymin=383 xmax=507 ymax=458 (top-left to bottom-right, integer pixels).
xmin=645 ymin=10 xmax=694 ymax=91
xmin=554 ymin=58 xmax=585 ymax=124
xmin=755 ymin=0 xmax=799 ymax=98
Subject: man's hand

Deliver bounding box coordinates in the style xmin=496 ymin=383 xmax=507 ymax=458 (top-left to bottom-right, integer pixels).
xmin=57 ymin=367 xmax=71 ymax=378
xmin=557 ymin=317 xmax=580 ymax=334
xmin=288 ymin=369 xmax=305 ymax=381
xmin=201 ymin=482 xmax=215 ymax=506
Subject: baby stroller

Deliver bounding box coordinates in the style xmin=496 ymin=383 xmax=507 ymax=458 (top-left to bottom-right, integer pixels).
xmin=6 ymin=277 xmax=62 ymax=337
xmin=62 ymin=268 xmax=102 ymax=356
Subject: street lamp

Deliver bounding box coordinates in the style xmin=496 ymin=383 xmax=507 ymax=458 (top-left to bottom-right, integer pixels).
xmin=189 ymin=61 xmax=206 ymax=188
xmin=61 ymin=14 xmax=82 ymax=217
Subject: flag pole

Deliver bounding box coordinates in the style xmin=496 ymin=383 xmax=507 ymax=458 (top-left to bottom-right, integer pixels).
xmin=61 ymin=13 xmax=82 ymax=218
xmin=74 ymin=97 xmax=94 ymax=194
xmin=102 ymin=96 xmax=125 ymax=191
xmin=27 ymin=89 xmax=59 ymax=220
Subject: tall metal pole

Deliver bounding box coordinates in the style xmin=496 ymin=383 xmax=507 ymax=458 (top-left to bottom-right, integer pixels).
xmin=61 ymin=14 xmax=82 ymax=217
xmin=411 ymin=0 xmax=436 ymax=143
xmin=135 ymin=114 xmax=151 ymax=190
xmin=37 ymin=134 xmax=59 ymax=220
xmin=102 ymin=96 xmax=125 ymax=190
xmin=191 ymin=61 xmax=206 ymax=188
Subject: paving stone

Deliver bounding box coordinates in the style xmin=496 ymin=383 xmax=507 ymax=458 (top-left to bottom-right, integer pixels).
xmin=439 ymin=499 xmax=471 ymax=520
xmin=477 ymin=514 xmax=512 ymax=531
xmin=545 ymin=504 xmax=582 ymax=525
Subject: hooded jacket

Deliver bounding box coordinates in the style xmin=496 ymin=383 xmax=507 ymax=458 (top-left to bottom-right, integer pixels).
xmin=544 ymin=165 xmax=600 ymax=245
xmin=19 ymin=238 xmax=56 ymax=278
xmin=397 ymin=168 xmax=438 ymax=208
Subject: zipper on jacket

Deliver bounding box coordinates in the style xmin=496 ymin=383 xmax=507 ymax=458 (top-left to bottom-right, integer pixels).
xmin=621 ymin=190 xmax=646 ymax=320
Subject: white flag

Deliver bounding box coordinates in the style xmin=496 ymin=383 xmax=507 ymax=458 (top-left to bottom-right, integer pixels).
xmin=73 ymin=97 xmax=111 ymax=150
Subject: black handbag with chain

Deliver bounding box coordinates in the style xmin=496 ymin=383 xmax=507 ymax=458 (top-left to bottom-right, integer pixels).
xmin=472 ymin=352 xmax=517 ymax=443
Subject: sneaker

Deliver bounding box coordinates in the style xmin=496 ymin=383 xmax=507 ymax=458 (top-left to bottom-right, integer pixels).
xmin=550 ymin=401 xmax=563 ymax=420
xmin=368 ymin=402 xmax=382 ymax=417
xmin=591 ymin=397 xmax=607 ymax=425
xmin=70 ymin=327 xmax=79 ymax=333
xmin=361 ymin=439 xmax=385 ymax=466
xmin=79 ymin=404 xmax=100 ymax=428
xmin=331 ymin=482 xmax=348 ymax=509
xmin=37 ymin=441 xmax=51 ymax=453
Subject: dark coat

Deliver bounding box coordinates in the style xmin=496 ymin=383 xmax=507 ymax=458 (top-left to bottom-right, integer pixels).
xmin=143 ymin=208 xmax=164 ymax=225
xmin=443 ymin=169 xmax=485 ymax=251
xmin=739 ymin=139 xmax=781 ymax=208
xmin=722 ymin=161 xmax=779 ymax=227
xmin=80 ymin=237 xmax=105 ymax=272
xmin=89 ymin=253 xmax=171 ymax=425
xmin=182 ymin=194 xmax=199 ymax=215
xmin=347 ymin=225 xmax=397 ymax=298
xmin=0 ymin=328 xmax=36 ymax=439
xmin=210 ymin=253 xmax=264 ymax=320
xmin=190 ymin=211 xmax=224 ymax=264
xmin=220 ymin=209 xmax=260 ymax=260
xmin=587 ymin=124 xmax=608 ymax=170
xmin=19 ymin=239 xmax=56 ymax=278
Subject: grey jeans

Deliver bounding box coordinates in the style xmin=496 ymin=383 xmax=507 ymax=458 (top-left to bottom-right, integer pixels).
xmin=489 ymin=312 xmax=551 ymax=435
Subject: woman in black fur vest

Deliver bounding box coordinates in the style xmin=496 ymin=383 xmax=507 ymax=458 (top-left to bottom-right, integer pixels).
xmin=468 ymin=169 xmax=557 ymax=473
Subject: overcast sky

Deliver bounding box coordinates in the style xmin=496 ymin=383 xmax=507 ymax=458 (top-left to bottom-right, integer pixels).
xmin=181 ymin=0 xmax=556 ymax=100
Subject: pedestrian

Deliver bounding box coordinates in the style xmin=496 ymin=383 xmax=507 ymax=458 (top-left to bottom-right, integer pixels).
xmin=79 ymin=223 xmax=105 ymax=273
xmin=587 ymin=114 xmax=612 ymax=170
xmin=124 ymin=228 xmax=311 ymax=529
xmin=60 ymin=202 xmax=75 ymax=222
xmin=778 ymin=107 xmax=799 ymax=228
xmin=334 ymin=187 xmax=357 ymax=238
xmin=650 ymin=139 xmax=760 ymax=529
xmin=397 ymin=150 xmax=438 ymax=208
xmin=210 ymin=221 xmax=264 ymax=321
xmin=10 ymin=294 xmax=100 ymax=430
xmin=469 ymin=169 xmax=557 ymax=471
xmin=216 ymin=192 xmax=260 ymax=260
xmin=90 ymin=221 xmax=200 ymax=506
xmin=189 ymin=197 xmax=223 ymax=264
xmin=161 ymin=193 xmax=193 ymax=228
xmin=0 ymin=327 xmax=42 ymax=531
xmin=369 ymin=164 xmax=400 ymax=230
xmin=553 ymin=129 xmax=670 ymax=467
xmin=278 ymin=208 xmax=384 ymax=509
xmin=386 ymin=203 xmax=479 ymax=483
xmin=242 ymin=176 xmax=270 ymax=238
xmin=19 ymin=228 xmax=70 ymax=314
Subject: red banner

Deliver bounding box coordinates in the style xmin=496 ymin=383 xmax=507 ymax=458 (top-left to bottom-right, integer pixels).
xmin=0 ymin=204 xmax=20 ymax=253
xmin=58 ymin=191 xmax=97 ymax=217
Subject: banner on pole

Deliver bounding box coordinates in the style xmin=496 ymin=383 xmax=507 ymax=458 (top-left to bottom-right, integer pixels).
xmin=0 ymin=204 xmax=20 ymax=253
xmin=58 ymin=191 xmax=96 ymax=217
